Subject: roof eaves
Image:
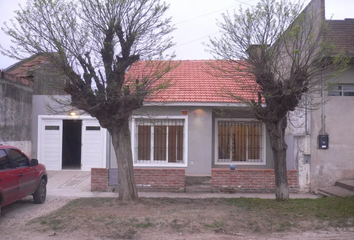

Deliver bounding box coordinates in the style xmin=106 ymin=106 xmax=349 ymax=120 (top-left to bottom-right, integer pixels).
xmin=143 ymin=102 xmax=250 ymax=107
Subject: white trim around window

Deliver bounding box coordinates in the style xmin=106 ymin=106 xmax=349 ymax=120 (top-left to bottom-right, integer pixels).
xmin=131 ymin=115 xmax=188 ymax=167
xmin=214 ymin=118 xmax=266 ymax=166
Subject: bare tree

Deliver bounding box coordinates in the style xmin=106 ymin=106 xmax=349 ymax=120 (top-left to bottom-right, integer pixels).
xmin=208 ymin=0 xmax=348 ymax=200
xmin=1 ymin=0 xmax=177 ymax=201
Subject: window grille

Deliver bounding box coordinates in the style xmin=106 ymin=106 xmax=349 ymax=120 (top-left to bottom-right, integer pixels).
xmin=135 ymin=118 xmax=184 ymax=164
xmin=217 ymin=120 xmax=263 ymax=163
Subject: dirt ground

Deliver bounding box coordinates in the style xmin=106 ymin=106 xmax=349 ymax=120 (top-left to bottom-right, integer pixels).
xmin=1 ymin=196 xmax=354 ymax=240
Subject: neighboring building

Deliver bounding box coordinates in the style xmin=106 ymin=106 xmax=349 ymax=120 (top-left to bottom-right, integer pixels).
xmin=1 ymin=55 xmax=106 ymax=170
xmin=308 ymin=17 xmax=354 ymax=192
xmin=283 ymin=0 xmax=354 ymax=194
xmin=0 ymin=70 xmax=33 ymax=154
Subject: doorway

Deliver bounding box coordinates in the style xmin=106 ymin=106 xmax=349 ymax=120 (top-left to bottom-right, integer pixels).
xmin=62 ymin=120 xmax=82 ymax=169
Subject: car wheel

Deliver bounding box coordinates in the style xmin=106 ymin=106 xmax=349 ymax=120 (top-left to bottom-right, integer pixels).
xmin=33 ymin=179 xmax=47 ymax=204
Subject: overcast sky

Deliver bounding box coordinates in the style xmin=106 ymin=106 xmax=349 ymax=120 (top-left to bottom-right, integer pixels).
xmin=0 ymin=0 xmax=353 ymax=69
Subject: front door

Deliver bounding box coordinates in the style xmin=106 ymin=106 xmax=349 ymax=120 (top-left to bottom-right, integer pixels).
xmin=62 ymin=120 xmax=82 ymax=169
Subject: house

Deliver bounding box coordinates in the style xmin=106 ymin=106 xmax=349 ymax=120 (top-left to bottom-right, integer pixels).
xmin=106 ymin=60 xmax=299 ymax=192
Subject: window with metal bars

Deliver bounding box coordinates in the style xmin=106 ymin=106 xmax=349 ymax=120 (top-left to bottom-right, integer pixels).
xmin=134 ymin=118 xmax=185 ymax=164
xmin=217 ymin=120 xmax=263 ymax=164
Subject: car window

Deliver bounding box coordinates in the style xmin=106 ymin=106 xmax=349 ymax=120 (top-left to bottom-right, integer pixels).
xmin=8 ymin=149 xmax=30 ymax=168
xmin=0 ymin=149 xmax=12 ymax=170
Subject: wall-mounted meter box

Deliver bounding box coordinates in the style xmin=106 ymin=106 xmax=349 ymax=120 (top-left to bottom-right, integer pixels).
xmin=318 ymin=135 xmax=329 ymax=149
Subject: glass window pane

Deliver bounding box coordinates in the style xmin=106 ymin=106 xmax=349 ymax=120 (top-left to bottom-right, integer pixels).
xmin=233 ymin=126 xmax=247 ymax=161
xmin=154 ymin=126 xmax=167 ymax=161
xmin=218 ymin=125 xmax=230 ymax=159
xmin=9 ymin=149 xmax=29 ymax=168
xmin=168 ymin=126 xmax=184 ymax=162
xmin=248 ymin=124 xmax=261 ymax=159
xmin=45 ymin=126 xmax=60 ymax=130
xmin=328 ymin=85 xmax=342 ymax=90
xmin=328 ymin=91 xmax=342 ymax=96
xmin=86 ymin=126 xmax=100 ymax=130
xmin=0 ymin=150 xmax=12 ymax=170
xmin=343 ymin=92 xmax=354 ymax=96
xmin=138 ymin=126 xmax=151 ymax=160
xmin=343 ymin=85 xmax=354 ymax=90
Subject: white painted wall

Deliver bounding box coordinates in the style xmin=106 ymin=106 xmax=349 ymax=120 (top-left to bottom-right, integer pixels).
xmin=310 ymin=65 xmax=354 ymax=191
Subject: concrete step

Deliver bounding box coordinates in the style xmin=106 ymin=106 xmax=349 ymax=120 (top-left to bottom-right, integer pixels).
xmin=318 ymin=186 xmax=354 ymax=198
xmin=185 ymin=176 xmax=211 ymax=186
xmin=336 ymin=180 xmax=354 ymax=191
xmin=317 ymin=190 xmax=334 ymax=198
xmin=185 ymin=176 xmax=212 ymax=193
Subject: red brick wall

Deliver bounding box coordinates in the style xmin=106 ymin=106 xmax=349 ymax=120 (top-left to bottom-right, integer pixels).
xmin=91 ymin=168 xmax=185 ymax=192
xmin=91 ymin=168 xmax=109 ymax=192
xmin=212 ymin=169 xmax=299 ymax=193
xmin=135 ymin=168 xmax=185 ymax=192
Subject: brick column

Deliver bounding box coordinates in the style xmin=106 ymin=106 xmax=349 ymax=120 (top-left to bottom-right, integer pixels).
xmin=91 ymin=168 xmax=109 ymax=192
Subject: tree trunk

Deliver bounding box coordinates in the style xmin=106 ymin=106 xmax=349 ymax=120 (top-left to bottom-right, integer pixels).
xmin=265 ymin=117 xmax=289 ymax=201
xmin=108 ymin=119 xmax=138 ymax=201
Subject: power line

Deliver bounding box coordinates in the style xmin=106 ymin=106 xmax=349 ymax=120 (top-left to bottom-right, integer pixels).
xmin=172 ymin=32 xmax=220 ymax=49
xmin=174 ymin=0 xmax=255 ymax=26
xmin=175 ymin=5 xmax=240 ymax=25
xmin=171 ymin=0 xmax=256 ymax=50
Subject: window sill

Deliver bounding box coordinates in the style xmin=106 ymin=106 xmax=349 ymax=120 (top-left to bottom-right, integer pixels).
xmin=215 ymin=161 xmax=266 ymax=166
xmin=133 ymin=162 xmax=188 ymax=168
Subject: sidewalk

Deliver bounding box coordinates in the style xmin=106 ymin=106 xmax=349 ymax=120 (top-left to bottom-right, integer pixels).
xmin=47 ymin=170 xmax=318 ymax=199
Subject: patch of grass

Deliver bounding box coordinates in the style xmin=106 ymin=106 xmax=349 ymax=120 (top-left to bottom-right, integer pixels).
xmin=44 ymin=219 xmax=63 ymax=231
xmin=226 ymin=196 xmax=354 ymax=222
xmin=64 ymin=198 xmax=112 ymax=208
xmin=203 ymin=221 xmax=225 ymax=229
xmin=134 ymin=218 xmax=154 ymax=229
xmin=26 ymin=196 xmax=354 ymax=237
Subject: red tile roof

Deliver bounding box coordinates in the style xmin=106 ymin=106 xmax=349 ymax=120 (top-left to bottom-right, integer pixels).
xmin=129 ymin=60 xmax=258 ymax=103
xmin=5 ymin=55 xmax=47 ymax=78
xmin=6 ymin=56 xmax=259 ymax=104
xmin=327 ymin=19 xmax=354 ymax=55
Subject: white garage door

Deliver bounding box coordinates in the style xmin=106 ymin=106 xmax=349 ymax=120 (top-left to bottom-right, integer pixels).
xmin=81 ymin=120 xmax=107 ymax=171
xmin=38 ymin=117 xmax=106 ymax=171
xmin=39 ymin=119 xmax=63 ymax=170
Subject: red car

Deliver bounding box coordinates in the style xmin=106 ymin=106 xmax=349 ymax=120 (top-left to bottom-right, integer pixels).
xmin=0 ymin=145 xmax=47 ymax=217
